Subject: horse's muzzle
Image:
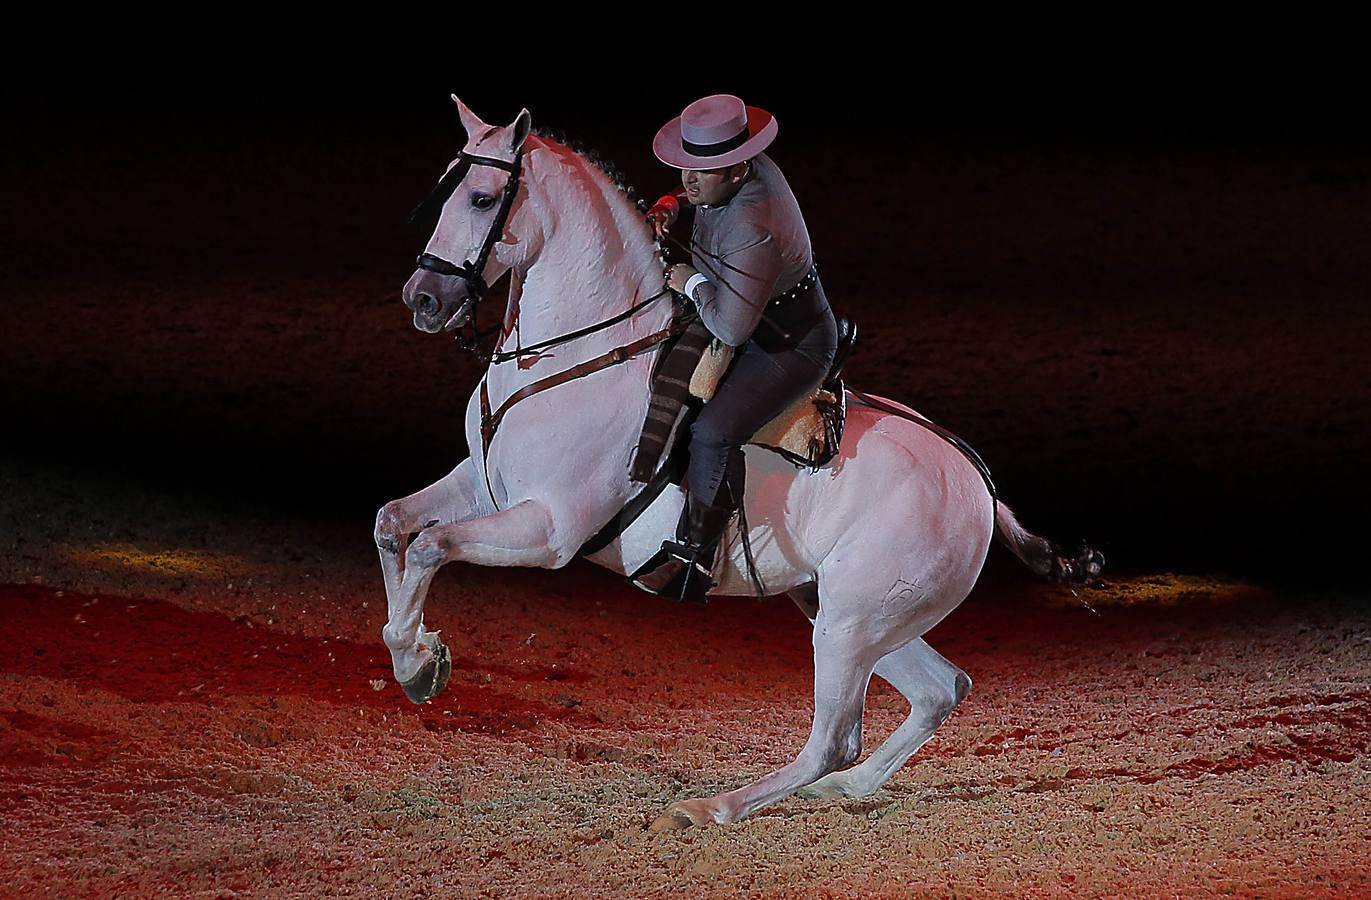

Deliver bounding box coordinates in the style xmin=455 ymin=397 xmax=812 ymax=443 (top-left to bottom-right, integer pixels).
xmin=404 ymin=269 xmax=472 ymax=334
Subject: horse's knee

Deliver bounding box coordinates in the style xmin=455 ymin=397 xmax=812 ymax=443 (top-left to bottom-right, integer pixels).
xmin=375 ymin=502 xmax=405 ymax=550
xmin=405 ymin=531 xmax=448 ymax=570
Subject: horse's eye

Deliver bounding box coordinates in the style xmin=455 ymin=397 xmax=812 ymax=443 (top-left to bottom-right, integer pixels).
xmin=471 ymin=193 xmax=496 ymax=211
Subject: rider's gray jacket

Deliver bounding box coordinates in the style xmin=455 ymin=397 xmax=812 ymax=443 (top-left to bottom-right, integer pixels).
xmin=671 ymin=152 xmax=815 ymax=347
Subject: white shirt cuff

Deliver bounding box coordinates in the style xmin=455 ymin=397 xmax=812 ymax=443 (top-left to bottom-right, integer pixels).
xmin=684 ymin=272 xmax=708 ymax=299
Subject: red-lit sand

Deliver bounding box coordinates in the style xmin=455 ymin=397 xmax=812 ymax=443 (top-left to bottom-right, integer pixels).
xmin=1 ymin=555 xmax=1366 ymax=896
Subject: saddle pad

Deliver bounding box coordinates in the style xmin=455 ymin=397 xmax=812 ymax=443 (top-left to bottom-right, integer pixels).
xmin=752 ymin=385 xmax=844 ymax=469
xmin=688 ymin=339 xmax=732 ymax=401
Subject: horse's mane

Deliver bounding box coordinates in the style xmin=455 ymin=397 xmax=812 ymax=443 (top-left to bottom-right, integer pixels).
xmin=529 ymin=126 xmax=666 ymax=264
xmin=530 ymin=126 xmax=640 ymax=204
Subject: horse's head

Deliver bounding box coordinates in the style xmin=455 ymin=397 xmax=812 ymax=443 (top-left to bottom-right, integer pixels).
xmin=403 ymin=96 xmax=536 ymax=335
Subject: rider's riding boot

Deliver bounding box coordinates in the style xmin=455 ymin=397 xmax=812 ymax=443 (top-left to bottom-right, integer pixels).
xmin=629 ymin=493 xmax=735 ymax=604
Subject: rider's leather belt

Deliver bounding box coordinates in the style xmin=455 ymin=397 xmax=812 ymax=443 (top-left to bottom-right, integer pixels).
xmin=753 ymin=264 xmax=828 ymax=353
xmin=768 ymin=264 xmax=819 ymax=309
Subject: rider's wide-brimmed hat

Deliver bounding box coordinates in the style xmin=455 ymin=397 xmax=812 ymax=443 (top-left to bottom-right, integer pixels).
xmin=653 ymin=94 xmax=778 ymax=169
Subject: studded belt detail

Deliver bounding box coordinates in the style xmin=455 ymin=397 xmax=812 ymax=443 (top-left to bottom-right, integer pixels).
xmin=768 ymin=264 xmax=819 ymax=308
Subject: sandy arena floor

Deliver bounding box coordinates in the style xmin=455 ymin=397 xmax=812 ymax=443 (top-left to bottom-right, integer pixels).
xmin=0 ymin=535 xmax=1367 ymax=896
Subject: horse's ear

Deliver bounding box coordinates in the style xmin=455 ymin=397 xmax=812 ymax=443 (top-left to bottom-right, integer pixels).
xmin=450 ymin=94 xmax=487 ymax=142
xmin=508 ymin=108 xmax=532 ymax=153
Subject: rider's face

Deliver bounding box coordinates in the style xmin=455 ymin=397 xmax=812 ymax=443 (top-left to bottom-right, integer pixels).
xmin=681 ymin=161 xmax=750 ymax=206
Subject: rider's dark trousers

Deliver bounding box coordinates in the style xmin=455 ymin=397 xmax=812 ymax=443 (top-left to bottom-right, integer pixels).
xmin=686 ymin=279 xmax=839 ymax=508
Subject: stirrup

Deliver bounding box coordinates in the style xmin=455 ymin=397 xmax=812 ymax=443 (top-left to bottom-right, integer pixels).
xmin=629 ymin=540 xmax=715 ymax=604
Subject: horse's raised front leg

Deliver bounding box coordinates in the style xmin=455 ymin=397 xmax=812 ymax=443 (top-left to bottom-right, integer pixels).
xmin=651 ymin=619 xmax=882 ymax=830
xmin=381 ymin=497 xmax=557 ymax=703
xmin=798 ymin=637 xmax=971 ymax=799
xmin=375 ymin=458 xmax=487 ymax=591
xmin=375 ymin=459 xmax=484 ymax=694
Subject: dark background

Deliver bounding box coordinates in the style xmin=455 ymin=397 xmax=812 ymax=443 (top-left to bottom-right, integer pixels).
xmin=3 ymin=79 xmax=1368 ymax=590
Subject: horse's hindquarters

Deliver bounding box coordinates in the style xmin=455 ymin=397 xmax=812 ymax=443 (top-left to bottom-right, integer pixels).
xmin=703 ymin=409 xmax=996 ymax=618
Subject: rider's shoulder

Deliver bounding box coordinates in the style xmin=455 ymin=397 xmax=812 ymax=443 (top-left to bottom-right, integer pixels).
xmin=717 ymin=216 xmax=773 ymax=256
xmin=717 ymin=178 xmax=781 ymax=250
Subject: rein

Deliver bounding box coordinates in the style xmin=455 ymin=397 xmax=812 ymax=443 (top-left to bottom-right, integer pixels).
xmin=410 ymin=143 xmax=689 ymax=508
xmin=662 ymin=221 xmax=997 ymax=505
xmin=487 ymin=287 xmax=675 ymax=365
xmin=474 ymin=312 xmax=684 ymax=507
xmin=846 ymin=388 xmax=998 ymax=506
xmin=657 ymin=225 xmax=797 ymax=342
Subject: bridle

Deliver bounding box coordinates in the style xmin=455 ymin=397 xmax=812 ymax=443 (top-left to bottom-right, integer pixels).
xmin=409 ymin=145 xmax=682 ymax=367
xmin=407 ymin=143 xmax=685 ymax=507
xmin=408 ymin=148 xmax=526 ymax=357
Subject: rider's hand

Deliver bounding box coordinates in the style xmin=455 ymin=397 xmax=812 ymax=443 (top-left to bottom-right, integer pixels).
xmin=667 ymin=264 xmax=697 ymax=294
xmin=646 ymin=204 xmax=672 ymax=240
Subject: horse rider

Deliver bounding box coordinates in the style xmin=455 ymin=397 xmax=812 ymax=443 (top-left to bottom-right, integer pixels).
xmin=630 ymin=94 xmax=839 ymax=604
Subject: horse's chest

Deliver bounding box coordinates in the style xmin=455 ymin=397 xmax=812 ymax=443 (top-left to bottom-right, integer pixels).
xmin=473 ymin=373 xmax=631 ymax=485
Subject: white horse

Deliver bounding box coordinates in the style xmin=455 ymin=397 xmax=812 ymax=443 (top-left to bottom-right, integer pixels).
xmin=376 ymin=97 xmax=1101 ymax=831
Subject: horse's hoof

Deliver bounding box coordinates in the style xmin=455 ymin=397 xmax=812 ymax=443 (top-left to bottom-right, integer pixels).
xmin=649 ymin=809 xmax=695 ymax=832
xmin=399 ymin=637 xmax=452 ymax=704
xmin=649 ymin=800 xmax=716 ymax=832
xmin=1081 ymin=548 xmax=1105 ymax=580
xmin=374 ymin=503 xmax=405 ymax=554
xmin=1070 ymin=546 xmax=1105 ymax=584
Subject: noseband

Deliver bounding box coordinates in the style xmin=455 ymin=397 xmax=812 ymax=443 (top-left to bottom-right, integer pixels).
xmin=408 ymin=149 xmax=525 ymax=352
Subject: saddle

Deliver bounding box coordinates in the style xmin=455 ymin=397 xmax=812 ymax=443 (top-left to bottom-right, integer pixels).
xmin=689 ymin=333 xmax=848 ymax=469
xmin=578 ymin=312 xmax=855 ymax=565
xmin=629 ymin=312 xmax=857 ymax=483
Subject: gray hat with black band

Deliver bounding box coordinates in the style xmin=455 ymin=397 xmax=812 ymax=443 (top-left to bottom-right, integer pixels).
xmin=653 ymin=94 xmax=779 ymax=169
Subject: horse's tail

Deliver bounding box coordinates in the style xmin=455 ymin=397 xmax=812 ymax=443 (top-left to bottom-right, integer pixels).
xmin=993 ymin=501 xmax=1106 ymax=586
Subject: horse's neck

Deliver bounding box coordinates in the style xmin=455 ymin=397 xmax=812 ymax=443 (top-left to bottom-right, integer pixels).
xmin=487 ymin=144 xmax=669 ymax=388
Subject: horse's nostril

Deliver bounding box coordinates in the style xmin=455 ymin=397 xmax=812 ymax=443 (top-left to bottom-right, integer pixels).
xmin=417 ymin=293 xmax=439 ymax=317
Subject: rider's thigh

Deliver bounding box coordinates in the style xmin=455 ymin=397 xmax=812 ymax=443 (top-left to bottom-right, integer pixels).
xmin=696 ymin=343 xmax=828 ymax=444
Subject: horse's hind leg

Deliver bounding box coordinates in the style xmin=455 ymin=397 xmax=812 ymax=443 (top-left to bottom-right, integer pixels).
xmin=650 ymin=619 xmax=884 ymax=830
xmin=785 ymin=587 xmax=970 ymax=800
xmin=799 ymin=638 xmax=971 ymax=800
xmin=785 ymin=583 xmax=864 ymax=768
